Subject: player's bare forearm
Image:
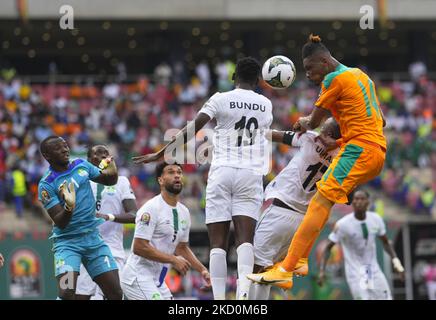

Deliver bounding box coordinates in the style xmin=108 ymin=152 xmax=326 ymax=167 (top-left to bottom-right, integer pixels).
xmin=167 ymin=113 xmax=211 ymax=153
xmin=319 ymin=241 xmax=335 ymax=273
xmin=115 ymin=212 xmax=136 ymax=223
xmin=307 ymin=107 xmax=330 ymax=129
xmin=380 ymin=235 xmax=397 ymax=259
xmin=98 ymin=212 xmax=136 ymax=223
xmin=265 ymin=130 xmax=296 ymax=147
xmin=113 ymin=199 xmax=137 ymax=223
xmin=47 ymin=204 xmax=74 ymax=229
xmin=133 ymin=112 xmax=210 ymax=164
xmin=270 ymin=130 xmax=286 ymax=143
xmin=132 ymin=238 xmax=177 ymax=264
xmin=176 ymin=243 xmax=207 ymax=273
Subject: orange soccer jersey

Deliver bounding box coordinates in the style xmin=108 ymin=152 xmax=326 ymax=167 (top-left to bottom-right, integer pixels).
xmin=315 ymin=63 xmax=386 ymax=150
xmin=314 ymin=64 xmax=387 ymax=203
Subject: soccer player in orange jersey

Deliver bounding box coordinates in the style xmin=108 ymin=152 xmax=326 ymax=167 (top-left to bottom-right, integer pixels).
xmin=247 ymin=34 xmax=387 ymax=289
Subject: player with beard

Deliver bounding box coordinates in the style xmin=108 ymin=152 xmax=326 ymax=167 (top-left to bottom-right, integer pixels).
xmin=120 ymin=162 xmax=211 ymax=300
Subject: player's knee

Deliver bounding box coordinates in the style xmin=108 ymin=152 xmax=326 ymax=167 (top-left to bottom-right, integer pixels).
xmin=209 ymin=240 xmax=227 ymax=250
xmin=234 ymin=237 xmax=253 ymax=248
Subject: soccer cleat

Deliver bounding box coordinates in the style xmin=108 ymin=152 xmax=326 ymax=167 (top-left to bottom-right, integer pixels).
xmin=247 ymin=265 xmax=294 ymax=289
xmin=294 ymin=258 xmax=309 ymax=277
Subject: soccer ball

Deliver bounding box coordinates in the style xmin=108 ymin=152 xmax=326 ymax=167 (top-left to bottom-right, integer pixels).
xmin=262 ymin=55 xmax=296 ymax=89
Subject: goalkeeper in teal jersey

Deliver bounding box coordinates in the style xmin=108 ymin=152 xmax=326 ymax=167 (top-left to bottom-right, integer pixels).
xmin=38 ymin=136 xmax=122 ymax=300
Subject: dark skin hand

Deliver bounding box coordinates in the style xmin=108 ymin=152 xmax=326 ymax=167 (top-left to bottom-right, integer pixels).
xmin=89 ymin=145 xmax=136 ymax=224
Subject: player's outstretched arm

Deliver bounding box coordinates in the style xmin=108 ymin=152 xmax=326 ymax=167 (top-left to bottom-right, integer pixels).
xmin=266 ymin=130 xmax=291 ymax=144
xmin=96 ymin=199 xmax=137 ymax=223
xmin=379 ymin=235 xmax=405 ymax=281
xmin=132 ymin=238 xmax=191 ymax=275
xmin=93 ymin=157 xmax=118 ymax=186
xmin=175 ymin=242 xmax=211 ymax=287
xmin=132 ymin=112 xmax=211 ymax=164
xmin=317 ymin=240 xmax=336 ymax=287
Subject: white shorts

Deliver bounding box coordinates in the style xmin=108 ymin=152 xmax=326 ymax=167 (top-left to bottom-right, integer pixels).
xmin=121 ymin=278 xmax=173 ymax=300
xmin=254 ymin=204 xmax=304 ymax=268
xmin=347 ymin=272 xmax=392 ymax=300
xmin=76 ymin=256 xmax=125 ymax=298
xmin=205 ymin=166 xmax=263 ymax=224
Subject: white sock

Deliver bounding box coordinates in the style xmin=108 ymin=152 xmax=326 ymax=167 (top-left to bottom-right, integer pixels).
xmin=253 ymin=283 xmax=271 ymax=300
xmin=210 ymin=248 xmax=227 ymax=300
xmin=236 ymin=242 xmax=254 ymax=300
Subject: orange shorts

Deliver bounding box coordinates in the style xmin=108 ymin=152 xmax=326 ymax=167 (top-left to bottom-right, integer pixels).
xmin=316 ymin=139 xmax=386 ymax=204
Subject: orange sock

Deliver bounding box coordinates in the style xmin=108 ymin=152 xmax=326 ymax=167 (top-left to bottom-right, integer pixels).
xmin=301 ymin=235 xmax=317 ymax=260
xmin=281 ymin=192 xmax=333 ymax=272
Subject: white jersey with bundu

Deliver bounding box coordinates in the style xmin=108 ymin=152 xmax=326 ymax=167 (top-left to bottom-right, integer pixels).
xmin=199 ymin=88 xmax=273 ymax=175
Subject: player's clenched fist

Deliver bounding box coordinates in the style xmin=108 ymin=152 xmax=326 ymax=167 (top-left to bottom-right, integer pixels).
xmin=59 ymin=181 xmax=76 ymax=212
xmin=293 ymin=116 xmax=311 ymax=133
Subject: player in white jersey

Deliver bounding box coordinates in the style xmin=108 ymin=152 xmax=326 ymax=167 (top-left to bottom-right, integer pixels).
xmin=249 ymin=118 xmax=340 ymax=299
xmin=317 ymin=190 xmax=405 ymax=300
xmin=76 ymin=145 xmax=137 ymax=300
xmin=121 ymin=162 xmax=210 ymax=300
xmin=133 ymin=57 xmax=273 ymax=300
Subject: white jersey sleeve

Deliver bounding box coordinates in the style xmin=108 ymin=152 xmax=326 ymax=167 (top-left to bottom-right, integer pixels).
xmin=134 ymin=202 xmax=157 ymax=241
xmin=328 ymin=222 xmax=343 ymax=244
xmin=118 ymin=176 xmax=136 ymax=201
xmin=179 ymin=204 xmax=191 ymax=243
xmin=199 ymin=92 xmax=221 ymax=120
xmin=375 ymin=214 xmax=387 ymax=236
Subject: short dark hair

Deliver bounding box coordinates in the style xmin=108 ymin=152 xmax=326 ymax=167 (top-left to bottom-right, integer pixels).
xmin=302 ymin=34 xmax=330 ymax=59
xmin=40 ymin=136 xmax=61 ymax=156
xmin=353 ymin=189 xmax=370 ymax=200
xmin=235 ymin=57 xmax=261 ymax=85
xmin=87 ymin=144 xmax=107 ymax=159
xmin=155 ymin=162 xmax=182 ymax=181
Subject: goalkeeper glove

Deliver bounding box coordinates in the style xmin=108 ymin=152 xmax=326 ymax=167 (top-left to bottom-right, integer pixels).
xmin=59 ymin=181 xmax=76 ymax=212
